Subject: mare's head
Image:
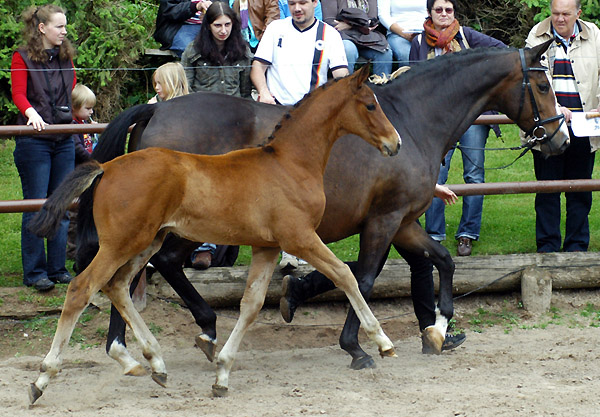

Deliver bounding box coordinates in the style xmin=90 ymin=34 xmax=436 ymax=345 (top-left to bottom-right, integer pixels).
xmin=334 ymin=65 xmax=401 ymax=156
xmin=497 ymin=40 xmax=569 ymax=155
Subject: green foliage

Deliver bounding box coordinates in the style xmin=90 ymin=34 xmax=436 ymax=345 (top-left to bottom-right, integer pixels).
xmin=520 ymin=0 xmax=600 ymax=27
xmin=0 ymin=0 xmax=160 ymax=126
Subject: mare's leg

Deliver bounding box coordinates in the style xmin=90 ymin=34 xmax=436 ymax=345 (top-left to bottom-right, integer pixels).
xmin=335 ymin=217 xmax=401 ymax=369
xmin=152 ymin=235 xmax=218 ymax=360
xmin=289 ymin=235 xmax=395 ymax=359
xmin=392 ymin=222 xmax=455 ymax=354
xmin=30 ymin=249 xmax=126 ymax=404
xmin=213 ymin=246 xmax=280 ymax=396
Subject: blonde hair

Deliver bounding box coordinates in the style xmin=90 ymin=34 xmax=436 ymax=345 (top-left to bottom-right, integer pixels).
xmin=152 ymin=62 xmax=189 ymax=100
xmin=71 ymin=83 xmax=96 ymax=110
xmin=20 ymin=4 xmax=75 ymax=63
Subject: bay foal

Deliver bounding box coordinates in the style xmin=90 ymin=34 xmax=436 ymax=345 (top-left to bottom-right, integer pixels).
xmin=27 ymin=65 xmax=400 ymax=403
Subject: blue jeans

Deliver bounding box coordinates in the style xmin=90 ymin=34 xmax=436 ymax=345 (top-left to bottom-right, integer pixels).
xmin=171 ymin=23 xmax=201 ymax=57
xmin=387 ymin=33 xmax=412 ymax=65
xmin=14 ymin=137 xmax=74 ymax=286
xmin=425 ymin=124 xmax=490 ymax=241
xmin=343 ymin=40 xmax=393 ymax=76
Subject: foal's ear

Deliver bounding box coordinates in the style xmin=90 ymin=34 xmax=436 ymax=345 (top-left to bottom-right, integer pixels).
xmin=353 ymin=63 xmax=371 ymax=87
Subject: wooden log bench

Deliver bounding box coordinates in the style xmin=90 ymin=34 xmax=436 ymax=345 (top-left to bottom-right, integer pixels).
xmin=150 ymin=251 xmax=600 ymax=308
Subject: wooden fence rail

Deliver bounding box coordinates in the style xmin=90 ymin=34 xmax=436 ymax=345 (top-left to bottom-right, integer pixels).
xmin=0 ymin=115 xmax=510 ymax=138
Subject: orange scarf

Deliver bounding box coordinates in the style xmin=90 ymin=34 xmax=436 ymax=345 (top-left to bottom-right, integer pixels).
xmin=424 ymin=17 xmax=461 ymax=54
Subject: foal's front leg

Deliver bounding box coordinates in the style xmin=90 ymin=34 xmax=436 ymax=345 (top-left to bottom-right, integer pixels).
xmin=292 ymin=235 xmax=396 ymax=359
xmin=212 ymin=246 xmax=280 ymax=397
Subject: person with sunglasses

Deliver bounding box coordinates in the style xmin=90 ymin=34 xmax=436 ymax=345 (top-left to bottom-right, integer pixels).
xmin=409 ymin=0 xmax=505 ymax=257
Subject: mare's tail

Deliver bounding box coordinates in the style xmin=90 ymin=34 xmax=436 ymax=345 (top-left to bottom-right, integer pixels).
xmin=92 ymin=103 xmax=156 ymax=163
xmin=28 ymin=161 xmax=104 ymax=239
xmin=73 ymin=103 xmax=155 ymax=271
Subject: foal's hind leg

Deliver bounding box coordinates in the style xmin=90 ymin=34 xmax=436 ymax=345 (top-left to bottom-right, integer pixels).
xmin=212 ymin=246 xmax=279 ymax=397
xmin=103 ymin=239 xmax=170 ymax=387
xmin=106 ymin=269 xmax=147 ymax=377
xmin=29 ymin=252 xmax=121 ymax=405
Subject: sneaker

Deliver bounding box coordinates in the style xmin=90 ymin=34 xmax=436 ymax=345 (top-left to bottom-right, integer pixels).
xmin=279 ymin=251 xmax=298 ymax=270
xmin=31 ymin=277 xmax=55 ymax=292
xmin=442 ymin=333 xmax=466 ymax=351
xmin=49 ymin=273 xmax=73 ymax=284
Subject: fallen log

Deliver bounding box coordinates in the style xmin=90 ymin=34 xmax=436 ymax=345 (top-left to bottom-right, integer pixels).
xmin=152 ymin=252 xmax=600 ymax=308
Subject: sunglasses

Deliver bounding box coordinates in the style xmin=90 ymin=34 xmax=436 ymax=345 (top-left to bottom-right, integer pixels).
xmin=433 ymin=7 xmax=454 ymax=14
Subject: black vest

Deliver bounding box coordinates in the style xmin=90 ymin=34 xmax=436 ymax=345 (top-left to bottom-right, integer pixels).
xmin=16 ymin=48 xmax=75 ymax=140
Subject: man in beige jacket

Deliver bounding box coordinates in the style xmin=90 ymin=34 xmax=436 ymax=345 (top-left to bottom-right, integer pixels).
xmin=525 ymin=0 xmax=600 ymax=252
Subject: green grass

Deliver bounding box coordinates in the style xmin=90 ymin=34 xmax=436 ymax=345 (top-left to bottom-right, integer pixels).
xmin=2 ymin=125 xmax=599 ymax=282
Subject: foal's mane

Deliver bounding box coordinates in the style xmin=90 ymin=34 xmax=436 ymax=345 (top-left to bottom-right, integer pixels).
xmin=261 ymin=76 xmax=344 ymax=148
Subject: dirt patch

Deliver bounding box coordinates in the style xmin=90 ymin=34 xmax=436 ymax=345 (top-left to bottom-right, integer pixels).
xmin=1 ymin=285 xmax=600 ymax=416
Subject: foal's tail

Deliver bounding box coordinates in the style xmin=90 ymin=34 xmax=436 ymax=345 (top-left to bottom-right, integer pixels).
xmin=92 ymin=103 xmax=156 ymax=163
xmin=28 ymin=161 xmax=104 ymax=239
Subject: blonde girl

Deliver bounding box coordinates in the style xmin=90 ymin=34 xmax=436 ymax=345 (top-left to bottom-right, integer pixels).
xmin=148 ymin=62 xmax=189 ymax=103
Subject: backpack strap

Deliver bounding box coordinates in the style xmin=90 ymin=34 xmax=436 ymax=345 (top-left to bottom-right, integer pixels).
xmin=459 ymin=26 xmax=470 ymax=49
xmin=310 ymin=20 xmax=326 ymax=90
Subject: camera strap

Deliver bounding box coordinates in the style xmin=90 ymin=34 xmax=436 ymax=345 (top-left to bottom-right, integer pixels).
xmin=43 ymin=58 xmax=70 ymax=111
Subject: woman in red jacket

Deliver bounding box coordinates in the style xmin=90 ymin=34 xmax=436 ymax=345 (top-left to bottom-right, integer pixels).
xmin=11 ymin=4 xmax=77 ymax=291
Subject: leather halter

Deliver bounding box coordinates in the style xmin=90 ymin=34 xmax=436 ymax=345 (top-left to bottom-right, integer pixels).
xmin=516 ymin=48 xmax=566 ymax=151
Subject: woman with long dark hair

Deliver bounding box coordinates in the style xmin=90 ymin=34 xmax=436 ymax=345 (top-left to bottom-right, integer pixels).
xmin=11 ymin=4 xmax=77 ymax=291
xmin=181 ymin=1 xmax=247 ymax=268
xmin=181 ymin=1 xmax=252 ymax=98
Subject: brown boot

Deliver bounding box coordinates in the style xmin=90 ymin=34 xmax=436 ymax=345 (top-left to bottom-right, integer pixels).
xmin=191 ymin=251 xmax=212 ymax=270
xmin=457 ymin=237 xmax=472 ymax=256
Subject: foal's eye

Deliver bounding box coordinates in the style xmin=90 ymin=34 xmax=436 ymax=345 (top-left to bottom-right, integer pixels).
xmin=366 ymin=103 xmax=376 ymax=111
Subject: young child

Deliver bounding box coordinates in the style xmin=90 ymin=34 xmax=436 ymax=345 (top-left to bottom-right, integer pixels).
xmin=71 ymin=83 xmax=98 ymax=165
xmin=148 ymin=62 xmax=189 ymax=104
xmin=67 ymin=83 xmax=97 ymax=260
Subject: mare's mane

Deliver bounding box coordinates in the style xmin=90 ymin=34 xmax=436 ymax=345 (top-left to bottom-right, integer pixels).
xmin=372 ymin=46 xmax=515 ymax=88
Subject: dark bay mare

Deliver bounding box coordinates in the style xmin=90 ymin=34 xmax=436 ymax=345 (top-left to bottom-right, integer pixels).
xmin=27 ymin=66 xmax=401 ymax=404
xmin=81 ymin=41 xmax=568 ymax=373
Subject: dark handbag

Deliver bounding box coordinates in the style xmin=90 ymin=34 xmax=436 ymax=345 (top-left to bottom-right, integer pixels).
xmin=52 ymin=105 xmax=73 ymax=124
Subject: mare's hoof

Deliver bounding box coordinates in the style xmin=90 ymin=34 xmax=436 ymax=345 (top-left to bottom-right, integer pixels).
xmin=28 ymin=383 xmax=43 ymax=405
xmin=151 ymin=372 xmax=168 ymax=387
xmin=421 ymin=327 xmax=444 ymax=355
xmin=195 ymin=334 xmax=217 ymax=362
xmin=212 ymin=384 xmax=229 ymax=397
xmin=124 ymin=364 xmax=147 ymax=377
xmin=350 ymin=355 xmax=376 ymax=370
xmin=279 ymin=275 xmax=296 ymax=323
xmin=379 ymin=347 xmax=397 ymax=358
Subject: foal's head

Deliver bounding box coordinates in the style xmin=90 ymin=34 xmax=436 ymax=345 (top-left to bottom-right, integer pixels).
xmin=337 ymin=65 xmax=401 ymax=157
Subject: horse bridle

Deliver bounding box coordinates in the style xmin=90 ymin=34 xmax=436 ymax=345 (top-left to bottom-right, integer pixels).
xmin=516 ymin=48 xmax=566 ymax=151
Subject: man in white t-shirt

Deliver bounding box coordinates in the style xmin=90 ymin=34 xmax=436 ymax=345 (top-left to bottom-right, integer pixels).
xmin=251 ymin=0 xmax=349 ymax=105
